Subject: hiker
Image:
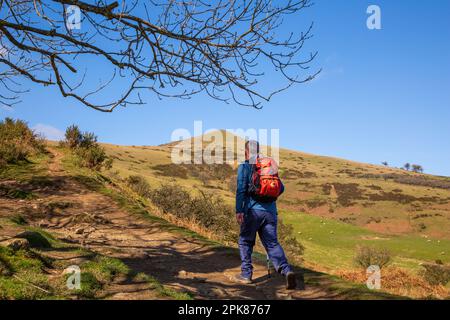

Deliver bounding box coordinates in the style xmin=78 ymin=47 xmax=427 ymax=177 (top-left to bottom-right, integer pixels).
xmin=233 ymin=140 xmax=298 ymax=290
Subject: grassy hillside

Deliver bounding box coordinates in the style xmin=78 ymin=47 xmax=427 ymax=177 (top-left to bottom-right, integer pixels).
xmin=1 ymin=142 xmax=409 ymax=300
xmin=100 ymin=131 xmax=450 ymax=274
xmin=3 ymin=122 xmax=447 ymax=299
xmin=281 ymin=210 xmax=450 ymax=272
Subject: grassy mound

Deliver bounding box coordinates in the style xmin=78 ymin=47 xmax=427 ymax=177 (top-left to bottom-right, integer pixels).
xmin=0 ymin=246 xmax=53 ymax=299
xmin=15 ymin=230 xmax=53 ymax=249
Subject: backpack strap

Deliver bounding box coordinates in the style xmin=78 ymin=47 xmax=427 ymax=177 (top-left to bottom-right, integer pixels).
xmin=244 ymin=162 xmax=257 ymax=214
xmin=246 ymin=161 xmax=257 ymax=193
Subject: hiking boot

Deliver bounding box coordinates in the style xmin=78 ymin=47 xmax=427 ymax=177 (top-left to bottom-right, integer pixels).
xmin=232 ymin=274 xmax=252 ymax=285
xmin=285 ymin=271 xmax=297 ymax=290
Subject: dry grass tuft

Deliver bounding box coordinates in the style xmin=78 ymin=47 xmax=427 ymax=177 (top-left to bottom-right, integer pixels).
xmin=337 ymin=267 xmax=449 ymax=299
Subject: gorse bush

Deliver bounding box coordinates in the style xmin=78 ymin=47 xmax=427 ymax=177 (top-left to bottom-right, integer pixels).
xmin=63 ymin=125 xmax=112 ymax=170
xmin=79 ymin=132 xmax=98 ymax=149
xmin=354 ymin=246 xmax=392 ymax=270
xmin=76 ymin=144 xmax=111 ymax=170
xmin=150 ymin=184 xmax=238 ymax=241
xmin=420 ymin=263 xmax=450 ymax=286
xmin=64 ymin=125 xmax=82 ymax=148
xmin=126 ymin=175 xmax=151 ymax=198
xmin=190 ymin=190 xmax=236 ymax=234
xmin=150 ymin=184 xmax=191 ymax=215
xmin=0 ymin=118 xmax=45 ymax=166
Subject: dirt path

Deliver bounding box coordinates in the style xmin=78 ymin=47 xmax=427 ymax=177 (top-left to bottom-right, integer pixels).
xmin=1 ymin=148 xmax=335 ymax=300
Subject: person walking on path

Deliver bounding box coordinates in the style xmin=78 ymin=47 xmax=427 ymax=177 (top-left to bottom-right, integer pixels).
xmin=233 ymin=140 xmax=297 ymax=290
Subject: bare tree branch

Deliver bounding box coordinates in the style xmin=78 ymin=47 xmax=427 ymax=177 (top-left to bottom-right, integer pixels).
xmin=0 ymin=0 xmax=319 ymax=111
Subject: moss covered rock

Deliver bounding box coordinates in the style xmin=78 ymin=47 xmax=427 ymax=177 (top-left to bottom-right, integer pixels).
xmin=15 ymin=231 xmax=51 ymax=248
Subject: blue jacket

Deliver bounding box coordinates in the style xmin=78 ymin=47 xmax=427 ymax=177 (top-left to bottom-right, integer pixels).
xmin=235 ymin=160 xmax=284 ymax=215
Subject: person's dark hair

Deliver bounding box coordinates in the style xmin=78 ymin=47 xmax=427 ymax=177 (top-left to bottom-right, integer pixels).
xmin=245 ymin=140 xmax=260 ymax=154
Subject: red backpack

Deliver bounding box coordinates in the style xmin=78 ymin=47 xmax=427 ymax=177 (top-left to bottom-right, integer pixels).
xmin=249 ymin=156 xmax=282 ymax=203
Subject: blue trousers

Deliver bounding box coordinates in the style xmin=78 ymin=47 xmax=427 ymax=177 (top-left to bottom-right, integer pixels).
xmin=238 ymin=209 xmax=292 ymax=279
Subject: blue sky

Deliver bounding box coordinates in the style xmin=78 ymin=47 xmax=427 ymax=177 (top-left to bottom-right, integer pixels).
xmin=2 ymin=0 xmax=450 ymax=176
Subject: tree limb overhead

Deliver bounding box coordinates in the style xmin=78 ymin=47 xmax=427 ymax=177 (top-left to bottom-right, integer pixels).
xmin=0 ymin=0 xmax=319 ymax=111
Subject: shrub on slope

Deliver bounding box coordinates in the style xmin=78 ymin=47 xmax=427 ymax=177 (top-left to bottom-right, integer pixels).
xmin=62 ymin=125 xmax=112 ymax=170
xmin=0 ymin=118 xmax=45 ymax=166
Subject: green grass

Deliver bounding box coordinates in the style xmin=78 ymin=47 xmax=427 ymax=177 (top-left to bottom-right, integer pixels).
xmin=0 ymin=154 xmax=50 ymax=181
xmin=0 ymin=274 xmax=51 ymax=300
xmin=134 ymin=272 xmax=194 ymax=300
xmin=0 ymin=187 xmax=35 ymax=200
xmin=83 ymin=256 xmax=130 ymax=283
xmin=0 ymin=247 xmax=44 ymax=274
xmin=65 ymin=256 xmax=130 ymax=299
xmin=0 ymin=246 xmax=54 ymax=299
xmin=0 ymin=225 xmax=84 ymax=300
xmin=73 ymin=272 xmax=103 ymax=299
xmin=280 ymin=210 xmax=450 ymax=272
xmin=78 ymin=255 xmax=194 ymax=300
xmin=9 ymin=214 xmax=28 ymax=226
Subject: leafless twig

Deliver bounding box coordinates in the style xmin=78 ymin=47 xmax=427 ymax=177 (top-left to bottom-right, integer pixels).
xmin=0 ymin=0 xmax=319 ymax=111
